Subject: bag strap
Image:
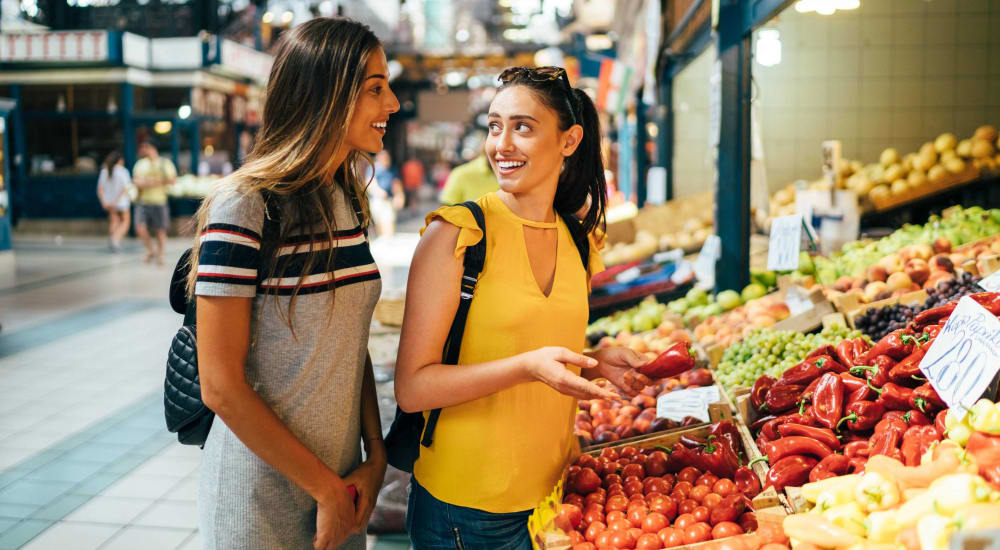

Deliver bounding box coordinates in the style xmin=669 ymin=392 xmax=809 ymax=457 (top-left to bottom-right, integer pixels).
xmin=557 ymin=210 xmax=590 ymax=272
xmin=179 ymin=190 xmax=282 ymax=327
xmin=420 ymin=200 xmax=487 ymax=448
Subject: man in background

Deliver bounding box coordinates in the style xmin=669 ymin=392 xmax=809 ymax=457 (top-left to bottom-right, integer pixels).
xmin=401 ymin=156 xmax=425 ymax=213
xmin=132 ymin=142 xmax=176 ymax=265
xmin=439 ymin=154 xmax=497 ymax=205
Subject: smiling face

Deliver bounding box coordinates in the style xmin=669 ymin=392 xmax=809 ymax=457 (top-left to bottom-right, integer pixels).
xmin=342 ymin=48 xmax=400 ymax=154
xmin=485 ymin=85 xmax=581 ymax=197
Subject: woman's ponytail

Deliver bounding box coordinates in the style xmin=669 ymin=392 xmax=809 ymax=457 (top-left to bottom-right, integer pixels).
xmin=555 ymin=89 xmax=606 ymax=236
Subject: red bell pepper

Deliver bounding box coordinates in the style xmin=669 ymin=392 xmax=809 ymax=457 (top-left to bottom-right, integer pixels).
xmin=923 ymin=325 xmax=942 ymax=340
xmin=759 ymin=411 xmax=816 ymax=440
xmin=888 ymin=346 xmax=928 ymax=384
xmin=664 ymin=443 xmax=697 ymax=473
xmin=835 ymin=337 xmax=871 ymax=368
xmin=764 ymin=383 xmax=806 ymax=413
xmin=774 ymin=355 xmax=846 ymax=388
xmin=679 ymin=434 xmax=707 ymax=449
xmin=811 ymin=373 xmax=845 ymax=430
xmin=966 ymin=431 xmax=1000 ymax=489
xmin=807 ymin=345 xmax=838 ymax=360
xmin=913 ymin=383 xmax=947 ymax=412
xmin=761 ymin=455 xmax=818 ymax=492
xmin=900 ymin=424 xmax=943 ymax=467
xmin=809 ymin=454 xmax=853 ymax=482
xmin=885 ymin=409 xmax=931 ymax=427
xmin=696 ymin=435 xmax=741 ymax=478
xmin=849 ymin=457 xmax=867 ymax=474
xmin=844 ymin=440 xmax=870 ymax=458
xmin=911 ymin=292 xmax=1000 ymax=329
xmin=751 ymin=375 xmax=776 ymax=411
xmin=734 ymin=466 xmax=761 ymax=498
xmin=757 ymin=436 xmax=834 ymax=462
xmin=638 ymin=341 xmax=696 ymax=378
xmin=776 ymin=423 xmax=841 ymax=450
xmin=840 ymin=373 xmax=874 ymax=402
xmin=860 ymin=328 xmax=915 ymax=363
xmin=849 ymin=354 xmax=897 ymax=388
xmin=872 ymin=382 xmax=915 ymax=411
xmin=869 ymin=417 xmax=907 ymax=459
xmin=838 ymin=400 xmax=885 ymax=432
xmin=935 ymin=409 xmax=948 ymax=436
xmin=710 ymin=420 xmax=743 ymax=461
xmin=750 ymin=414 xmax=778 ymax=433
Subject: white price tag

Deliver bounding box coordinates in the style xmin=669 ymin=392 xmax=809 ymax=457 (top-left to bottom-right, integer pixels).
xmin=654 ymin=248 xmax=684 ymax=264
xmin=656 ymin=386 xmax=720 ymax=423
xmin=767 ymin=214 xmax=803 ymax=271
xmin=671 ymin=260 xmax=693 ymax=284
xmin=785 ymin=286 xmax=814 ymax=316
xmin=615 ymin=266 xmax=642 ymax=284
xmin=693 ymin=235 xmax=722 ymax=285
xmin=978 ymin=271 xmax=1000 ymax=292
xmin=918 ymin=297 xmax=1000 ymax=418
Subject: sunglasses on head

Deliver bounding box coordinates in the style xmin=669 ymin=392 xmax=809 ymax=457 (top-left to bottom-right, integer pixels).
xmin=498 ymin=66 xmax=578 ymax=125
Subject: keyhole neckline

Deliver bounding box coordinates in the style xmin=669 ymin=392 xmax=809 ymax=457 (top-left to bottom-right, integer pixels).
xmin=491 ymin=193 xmax=559 ymax=229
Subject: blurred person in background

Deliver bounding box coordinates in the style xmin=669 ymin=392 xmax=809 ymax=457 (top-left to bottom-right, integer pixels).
xmin=96 ymin=151 xmax=132 ymax=252
xmin=186 ymin=17 xmax=397 ymax=550
xmin=132 ymin=141 xmax=176 ymax=265
xmin=396 ymin=66 xmax=650 ymax=549
xmin=431 ymin=158 xmax=452 ymax=190
xmin=367 ymin=150 xmax=402 ymax=236
xmin=400 ymin=155 xmax=425 ymax=213
xmin=438 ymin=153 xmax=498 ymax=205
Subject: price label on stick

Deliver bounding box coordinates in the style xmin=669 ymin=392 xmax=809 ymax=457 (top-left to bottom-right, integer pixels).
xmin=671 ymin=260 xmax=694 ymax=284
xmin=767 ymin=214 xmax=803 ymax=271
xmin=978 ymin=271 xmax=1000 ymax=293
xmin=693 ymin=235 xmax=722 ymax=285
xmin=656 ymin=385 xmax=720 ymax=423
xmin=918 ymin=296 xmax=1000 ymax=419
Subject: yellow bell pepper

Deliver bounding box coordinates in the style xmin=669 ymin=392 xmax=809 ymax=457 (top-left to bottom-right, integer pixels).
xmin=950 ymin=503 xmax=1000 ymax=530
xmin=895 ymin=473 xmax=991 ymax=528
xmin=864 ymin=510 xmax=902 ymax=545
xmin=801 ymin=474 xmax=861 ymax=505
xmin=821 ymin=501 xmax=867 ymax=538
xmin=948 ymin=423 xmax=973 ymax=446
xmin=916 ymin=513 xmax=952 ymax=550
xmin=967 ymin=399 xmax=1000 ymax=433
xmin=945 ymin=408 xmax=968 ymax=431
xmin=855 ymin=472 xmax=901 ymax=512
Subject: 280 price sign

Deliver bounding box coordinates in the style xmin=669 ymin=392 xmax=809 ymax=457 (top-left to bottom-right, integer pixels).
xmin=919 ymin=297 xmax=1000 ymax=418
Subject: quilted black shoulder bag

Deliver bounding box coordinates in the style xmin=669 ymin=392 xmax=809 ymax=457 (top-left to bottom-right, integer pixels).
xmin=384 ymin=203 xmax=589 ymax=472
xmin=163 ymin=192 xmax=281 ymax=446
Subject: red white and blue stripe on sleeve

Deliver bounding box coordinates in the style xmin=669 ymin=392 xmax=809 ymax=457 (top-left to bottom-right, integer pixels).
xmin=196 ymin=223 xmax=261 ymax=292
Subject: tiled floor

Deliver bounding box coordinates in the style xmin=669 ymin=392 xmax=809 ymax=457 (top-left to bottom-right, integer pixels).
xmin=0 ymin=234 xmax=418 ymax=549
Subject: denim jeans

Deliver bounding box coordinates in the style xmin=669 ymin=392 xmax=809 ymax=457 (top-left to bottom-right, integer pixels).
xmin=406 ymin=477 xmax=533 ymax=550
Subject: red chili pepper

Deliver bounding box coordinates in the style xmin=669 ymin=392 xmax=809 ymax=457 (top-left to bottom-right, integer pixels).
xmin=860 ymin=329 xmax=916 ymax=363
xmin=774 ymin=355 xmax=846 ymax=388
xmin=750 ymin=414 xmax=779 ymax=433
xmin=885 ymin=409 xmax=930 ymax=427
xmin=777 ymin=423 xmax=841 ymax=450
xmin=872 ymin=382 xmax=915 ymax=411
xmin=809 ymin=454 xmax=853 ymax=482
xmin=900 ymin=425 xmax=943 ymax=467
xmin=835 ymin=337 xmax=871 ymax=368
xmin=935 ymin=409 xmax=948 ymax=436
xmin=888 ymin=346 xmax=928 ymax=384
xmin=869 ymin=417 xmax=907 ymax=458
xmin=811 ymin=373 xmax=845 ymax=430
xmin=696 ymin=435 xmax=741 ymax=478
xmin=912 ymin=304 xmax=956 ymax=328
xmin=638 ymin=341 xmax=696 ymax=378
xmin=914 ymin=383 xmax=947 ymax=413
xmin=764 ymin=384 xmax=806 ymax=414
xmin=751 ymin=375 xmax=776 ymax=412
xmin=923 ymin=325 xmax=942 ymax=340
xmin=760 ymin=411 xmax=816 ymax=440
xmin=844 ymin=440 xmax=870 ymax=458
xmin=679 ymin=434 xmax=707 ymax=449
xmin=840 ymin=372 xmax=876 ymax=403
xmin=849 ymin=457 xmax=867 ymax=474
xmin=734 ymin=466 xmax=761 ymax=498
xmin=849 ymin=355 xmax=897 ymax=388
xmin=807 ymin=345 xmax=838 ymax=360
xmin=760 ymin=455 xmax=818 ymax=492
xmin=757 ymin=436 xmax=834 ymax=462
xmin=837 ymin=400 xmax=885 ymax=432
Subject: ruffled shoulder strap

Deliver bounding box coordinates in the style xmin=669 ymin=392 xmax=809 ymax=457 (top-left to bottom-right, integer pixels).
xmin=422 ymin=204 xmax=485 ymax=259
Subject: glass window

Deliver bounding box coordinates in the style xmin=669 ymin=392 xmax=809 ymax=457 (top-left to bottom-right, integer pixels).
xmin=20 ymin=85 xmax=70 ymax=112
xmin=26 ymin=119 xmax=73 ymax=175
xmin=78 ymin=118 xmax=122 ymax=172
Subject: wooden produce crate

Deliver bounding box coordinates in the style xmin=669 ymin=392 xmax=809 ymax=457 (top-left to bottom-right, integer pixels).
xmin=869 ymin=164 xmax=981 ymax=211
xmin=771 ymin=285 xmax=835 ymax=333
xmin=839 ymin=288 xmax=928 ymax=330
xmin=529 ymin=423 xmax=789 ymax=550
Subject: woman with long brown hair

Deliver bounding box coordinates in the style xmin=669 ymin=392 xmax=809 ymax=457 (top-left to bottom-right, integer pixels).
xmin=186 ymin=18 xmax=397 ymax=550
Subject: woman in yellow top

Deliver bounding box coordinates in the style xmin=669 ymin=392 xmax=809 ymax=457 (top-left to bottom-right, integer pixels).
xmin=395 ymin=66 xmax=652 ymax=549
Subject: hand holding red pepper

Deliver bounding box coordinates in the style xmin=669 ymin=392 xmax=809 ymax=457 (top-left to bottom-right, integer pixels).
xmin=637 ymin=341 xmax=696 ymax=379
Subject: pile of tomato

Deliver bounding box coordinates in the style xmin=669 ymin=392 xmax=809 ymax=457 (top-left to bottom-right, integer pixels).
xmin=555 ymin=444 xmax=785 ymax=550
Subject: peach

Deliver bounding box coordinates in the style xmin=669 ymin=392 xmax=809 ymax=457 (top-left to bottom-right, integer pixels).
xmin=886 ymin=271 xmax=913 ymax=292
xmin=933 ymin=237 xmax=952 ymax=254
xmin=904 ymin=258 xmax=931 ymax=285
xmin=867 ymin=264 xmax=889 ymax=282
xmin=929 ymin=254 xmax=954 ymax=272
xmin=768 ymin=303 xmax=791 ymax=320
xmin=950 ymin=253 xmax=968 ymax=268
xmin=750 ymin=314 xmax=777 ymax=328
xmin=878 ymin=254 xmax=904 ymax=274
xmin=864 ymin=281 xmax=889 ymax=302
xmin=923 ymin=271 xmax=953 ymax=289
xmin=912 ymin=244 xmax=934 ymax=261
xmin=833 ymin=275 xmax=855 ymax=292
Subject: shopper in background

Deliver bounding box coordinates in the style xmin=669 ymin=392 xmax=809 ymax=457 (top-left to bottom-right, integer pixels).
xmin=96 ymin=150 xmax=132 ymax=252
xmin=185 ymin=17 xmax=397 ymax=550
xmin=395 ymin=66 xmax=651 ymax=549
xmin=367 ymin=150 xmax=401 ymax=236
xmin=431 ymin=158 xmax=452 ymax=190
xmin=132 ymin=141 xmax=176 ymax=265
xmin=438 ymin=153 xmax=498 ymax=205
xmin=400 ymin=155 xmax=425 ymax=213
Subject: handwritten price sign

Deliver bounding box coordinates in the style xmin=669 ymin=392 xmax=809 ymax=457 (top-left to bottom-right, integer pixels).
xmin=918 ymin=296 xmax=1000 ymax=418
xmin=767 ymin=215 xmax=802 ymax=271
xmin=656 ymin=385 xmax=720 ymax=423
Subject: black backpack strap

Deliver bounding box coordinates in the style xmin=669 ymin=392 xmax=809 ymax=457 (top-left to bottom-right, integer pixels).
xmin=557 ymin=210 xmax=591 ymax=271
xmin=420 ymin=200 xmax=487 ymax=447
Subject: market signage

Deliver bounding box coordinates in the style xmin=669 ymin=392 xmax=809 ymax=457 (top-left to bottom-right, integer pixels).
xmin=1 ymin=31 xmax=109 ymax=63
xmin=218 ymin=40 xmax=272 ymax=85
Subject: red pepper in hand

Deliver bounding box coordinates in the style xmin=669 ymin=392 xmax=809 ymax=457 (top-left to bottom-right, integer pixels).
xmin=734 ymin=466 xmax=762 ymax=498
xmin=914 ymin=383 xmax=947 ymax=413
xmin=811 ymin=373 xmax=845 ymax=430
xmin=860 ymin=329 xmax=915 ymax=363
xmin=758 ymin=436 xmax=834 ymax=462
xmin=835 ymin=337 xmax=871 ymax=368
xmin=873 ymin=382 xmax=915 ymax=411
xmin=696 ymin=435 xmax=741 ymax=478
xmin=638 ymin=341 xmax=696 ymax=378
xmin=900 ymin=425 xmax=943 ymax=467
xmin=761 ymin=455 xmax=818 ymax=492
xmin=764 ymin=384 xmax=806 ymax=414
xmin=750 ymin=375 xmax=776 ymax=411
xmin=838 ymin=400 xmax=885 ymax=432
xmin=888 ymin=346 xmax=928 ymax=384
xmin=844 ymin=440 xmax=870 ymax=458
xmin=776 ymin=423 xmax=841 ymax=450
xmin=809 ymin=454 xmax=853 ymax=482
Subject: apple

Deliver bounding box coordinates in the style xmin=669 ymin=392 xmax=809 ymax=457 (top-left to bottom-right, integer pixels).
xmin=886 ymin=271 xmax=913 ymax=292
xmin=904 ymin=258 xmax=931 ymax=285
xmin=877 ymin=253 xmax=904 ymax=274
xmin=929 ymin=254 xmax=954 ymax=272
xmin=864 ymin=281 xmax=888 ymax=302
xmin=933 ymin=237 xmax=952 ymax=254
xmin=866 ymin=265 xmax=889 ymax=282
xmin=768 ymin=303 xmax=791 ymax=320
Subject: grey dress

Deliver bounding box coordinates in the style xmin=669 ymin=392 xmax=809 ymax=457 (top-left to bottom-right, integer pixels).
xmin=194 ymin=180 xmax=380 ymax=549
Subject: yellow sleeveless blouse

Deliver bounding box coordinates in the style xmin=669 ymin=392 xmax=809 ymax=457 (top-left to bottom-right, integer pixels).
xmin=413 ymin=192 xmax=604 ymax=513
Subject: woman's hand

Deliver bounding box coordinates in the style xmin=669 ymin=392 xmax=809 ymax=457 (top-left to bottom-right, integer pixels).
xmin=342 ymin=450 xmax=387 ymax=533
xmin=587 ymin=346 xmax=653 ymax=397
xmin=313 ymin=477 xmax=356 ymax=550
xmin=522 ymin=347 xmax=619 ymax=401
